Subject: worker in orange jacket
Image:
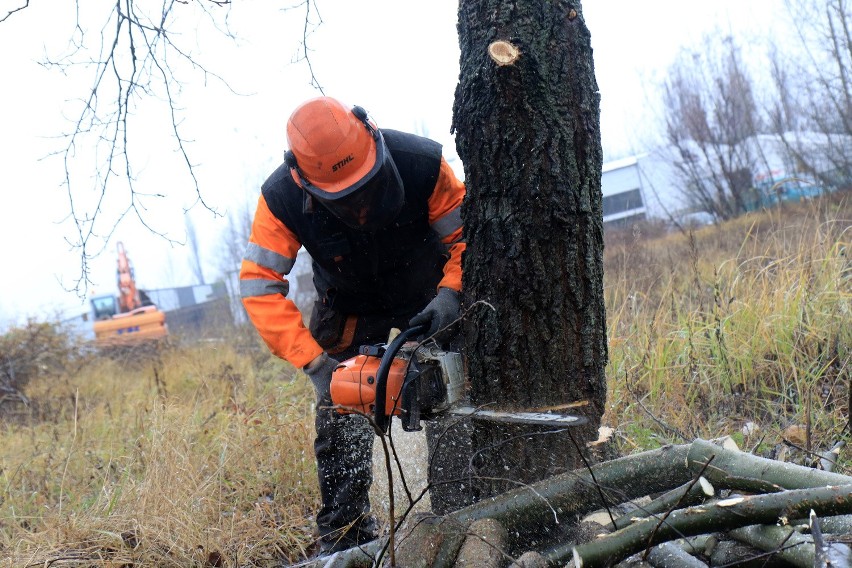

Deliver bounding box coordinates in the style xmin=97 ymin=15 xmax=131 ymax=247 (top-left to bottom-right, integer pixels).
xmin=240 ymin=96 xmax=465 ymax=555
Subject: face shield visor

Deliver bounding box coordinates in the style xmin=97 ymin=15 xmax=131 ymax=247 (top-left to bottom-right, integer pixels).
xmin=292 ymin=131 xmax=405 ymax=232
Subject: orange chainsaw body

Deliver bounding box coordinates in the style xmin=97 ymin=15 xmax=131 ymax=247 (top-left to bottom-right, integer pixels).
xmin=330 ymin=353 xmax=408 ymax=416
xmin=329 ymin=333 xmax=586 ymax=432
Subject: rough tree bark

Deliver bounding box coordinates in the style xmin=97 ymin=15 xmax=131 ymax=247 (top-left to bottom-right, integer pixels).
xmin=436 ymin=0 xmax=606 ymax=508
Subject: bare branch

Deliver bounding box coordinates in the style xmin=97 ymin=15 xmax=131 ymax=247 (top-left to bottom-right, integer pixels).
xmin=40 ymin=0 xmax=240 ymax=296
xmin=0 ymin=0 xmax=29 ymax=23
xmin=769 ymin=0 xmax=852 ymax=191
xmin=288 ymin=0 xmax=324 ymax=93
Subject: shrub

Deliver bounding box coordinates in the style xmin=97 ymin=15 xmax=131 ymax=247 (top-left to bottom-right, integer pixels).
xmin=0 ymin=319 xmax=78 ymax=410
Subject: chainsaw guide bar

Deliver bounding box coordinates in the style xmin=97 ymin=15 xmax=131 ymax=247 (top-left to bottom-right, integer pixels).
xmin=449 ymin=406 xmax=588 ymax=427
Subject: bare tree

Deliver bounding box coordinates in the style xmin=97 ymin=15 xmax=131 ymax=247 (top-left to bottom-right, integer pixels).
xmin=213 ymin=198 xmax=254 ymax=324
xmin=0 ymin=0 xmax=333 ymax=299
xmin=661 ymin=35 xmax=769 ymax=221
xmin=767 ymin=0 xmax=852 ymax=191
xmin=658 ymin=5 xmax=852 ymax=220
xmin=25 ymin=1 xmax=246 ymax=292
xmin=215 ymin=200 xmax=254 ymax=281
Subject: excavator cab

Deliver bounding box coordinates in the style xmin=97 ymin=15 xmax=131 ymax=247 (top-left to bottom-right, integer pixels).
xmin=91 ymin=294 xmax=119 ymax=320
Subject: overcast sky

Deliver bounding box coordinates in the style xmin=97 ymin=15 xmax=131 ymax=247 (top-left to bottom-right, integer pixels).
xmin=0 ymin=0 xmax=785 ymax=327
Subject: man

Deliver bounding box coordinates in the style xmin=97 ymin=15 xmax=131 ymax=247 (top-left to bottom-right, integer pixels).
xmin=239 ymin=96 xmax=465 ymax=554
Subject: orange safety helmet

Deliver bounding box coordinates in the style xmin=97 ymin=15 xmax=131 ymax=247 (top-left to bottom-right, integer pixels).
xmin=285 ymin=97 xmax=404 ymax=231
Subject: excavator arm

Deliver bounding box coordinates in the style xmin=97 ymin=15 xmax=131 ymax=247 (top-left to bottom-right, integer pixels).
xmin=116 ymin=241 xmax=140 ymax=313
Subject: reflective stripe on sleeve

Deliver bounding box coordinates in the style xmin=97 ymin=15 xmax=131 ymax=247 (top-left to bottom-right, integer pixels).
xmin=243 ymin=242 xmax=296 ymax=275
xmin=240 ymin=278 xmax=290 ymax=298
xmin=431 ymin=206 xmax=462 ymax=240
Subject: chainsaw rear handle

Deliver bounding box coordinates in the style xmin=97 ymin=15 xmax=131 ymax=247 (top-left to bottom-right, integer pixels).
xmin=373 ymin=324 xmax=427 ymax=433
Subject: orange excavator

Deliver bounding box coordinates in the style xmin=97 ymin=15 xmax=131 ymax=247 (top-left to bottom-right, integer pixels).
xmin=90 ymin=242 xmax=168 ymax=346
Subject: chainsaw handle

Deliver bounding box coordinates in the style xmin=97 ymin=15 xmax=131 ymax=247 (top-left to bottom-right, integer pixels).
xmin=373 ymin=324 xmax=427 ymax=433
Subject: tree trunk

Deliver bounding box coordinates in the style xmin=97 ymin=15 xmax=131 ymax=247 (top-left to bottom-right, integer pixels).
xmin=448 ymin=0 xmax=606 ymax=504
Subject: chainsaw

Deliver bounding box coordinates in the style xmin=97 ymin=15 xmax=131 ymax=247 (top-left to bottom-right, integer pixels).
xmin=329 ymin=325 xmax=588 ymax=433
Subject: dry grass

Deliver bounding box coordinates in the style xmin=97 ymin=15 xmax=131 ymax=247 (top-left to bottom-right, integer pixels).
xmin=603 ymin=195 xmax=851 ymax=456
xmin=0 ymin=194 xmax=849 ymax=566
xmin=0 ymin=340 xmax=320 ymax=566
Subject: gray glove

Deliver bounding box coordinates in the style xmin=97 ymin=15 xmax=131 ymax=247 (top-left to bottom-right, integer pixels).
xmin=409 ymin=287 xmax=461 ymax=342
xmin=304 ymin=352 xmax=341 ymax=397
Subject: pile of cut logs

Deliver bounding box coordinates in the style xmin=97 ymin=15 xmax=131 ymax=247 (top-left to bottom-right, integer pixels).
xmin=300 ymin=438 xmax=852 ymax=567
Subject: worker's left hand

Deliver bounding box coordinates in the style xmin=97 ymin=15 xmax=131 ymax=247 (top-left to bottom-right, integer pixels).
xmin=409 ymin=287 xmax=460 ymax=342
xmin=304 ymin=353 xmax=341 ymax=398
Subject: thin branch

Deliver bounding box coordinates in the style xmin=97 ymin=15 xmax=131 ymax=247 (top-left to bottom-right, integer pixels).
xmin=0 ymin=0 xmax=29 ymax=23
xmin=291 ymin=0 xmax=324 ymax=94
xmin=623 ymin=368 xmax=692 ymax=443
xmin=41 ymin=0 xmax=238 ymax=296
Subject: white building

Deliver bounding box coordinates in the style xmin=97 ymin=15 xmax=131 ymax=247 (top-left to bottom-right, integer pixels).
xmin=601 ymin=150 xmax=691 ymax=228
xmin=600 ymin=132 xmax=852 ymax=228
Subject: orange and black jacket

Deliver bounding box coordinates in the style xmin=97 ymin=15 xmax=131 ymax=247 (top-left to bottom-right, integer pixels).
xmin=240 ymin=129 xmax=466 ymax=369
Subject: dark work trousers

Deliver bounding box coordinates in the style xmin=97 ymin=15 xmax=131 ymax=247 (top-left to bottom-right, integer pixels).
xmin=310 ymin=304 xmax=420 ymax=547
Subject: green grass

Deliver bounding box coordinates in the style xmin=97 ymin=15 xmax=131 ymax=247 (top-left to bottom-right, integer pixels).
xmin=0 ymin=194 xmax=849 ymax=566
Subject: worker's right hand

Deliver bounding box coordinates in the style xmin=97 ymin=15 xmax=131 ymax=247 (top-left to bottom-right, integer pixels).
xmin=304 ymin=352 xmax=340 ymax=397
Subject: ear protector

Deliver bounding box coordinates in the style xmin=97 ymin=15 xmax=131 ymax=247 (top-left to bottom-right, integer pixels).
xmin=285 ymin=149 xmax=298 ymax=169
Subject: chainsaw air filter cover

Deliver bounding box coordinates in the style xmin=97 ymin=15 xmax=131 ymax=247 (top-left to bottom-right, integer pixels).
xmin=329 ymin=352 xmax=407 ymax=416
